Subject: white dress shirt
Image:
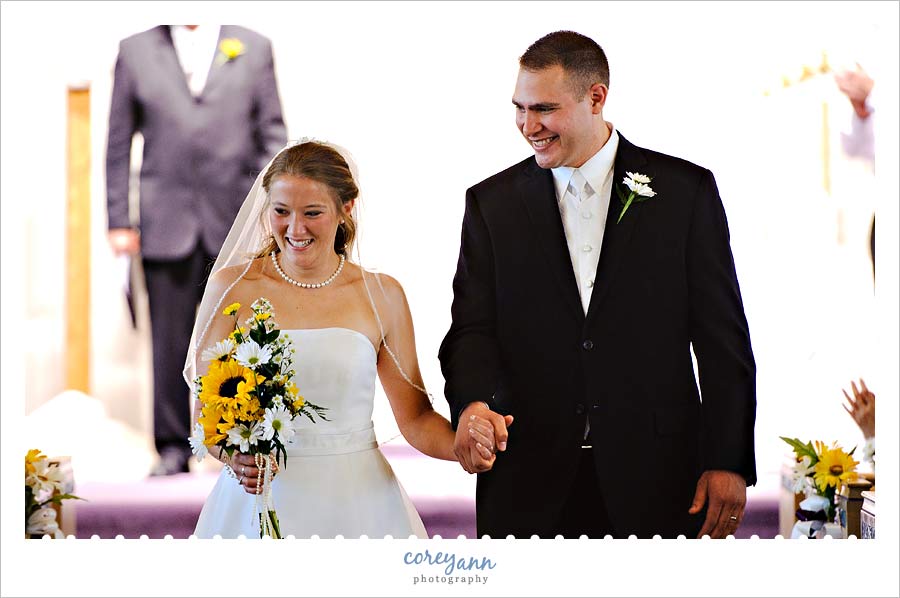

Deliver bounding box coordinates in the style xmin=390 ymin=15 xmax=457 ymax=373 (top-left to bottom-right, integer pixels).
xmin=551 ymin=125 xmax=620 ymax=313
xmin=170 ymin=25 xmax=221 ymax=97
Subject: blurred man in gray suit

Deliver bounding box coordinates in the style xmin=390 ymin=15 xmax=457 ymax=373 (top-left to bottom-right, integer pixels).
xmin=106 ymin=25 xmax=287 ymax=475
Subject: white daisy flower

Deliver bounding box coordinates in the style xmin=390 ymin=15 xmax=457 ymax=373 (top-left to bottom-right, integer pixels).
xmin=234 ymin=340 xmax=273 ymax=369
xmin=788 ymin=455 xmax=815 ymax=494
xmin=201 ymin=339 xmax=235 ymax=362
xmin=189 ymin=422 xmax=208 ymax=461
xmin=226 ymin=421 xmax=264 ymax=453
xmin=634 ymin=183 xmax=656 ymax=197
xmin=27 ymin=507 xmax=63 ymax=538
xmin=45 ymin=462 xmax=67 ymax=492
xmin=262 ymin=405 xmax=295 ymax=442
xmin=251 ymin=297 xmax=274 ymax=314
xmin=27 ymin=459 xmax=65 ymax=495
xmin=625 ymin=171 xmax=651 ymax=184
xmin=624 ymin=178 xmax=656 ymax=197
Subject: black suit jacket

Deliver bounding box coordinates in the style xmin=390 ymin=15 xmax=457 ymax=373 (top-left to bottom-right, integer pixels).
xmin=106 ymin=25 xmax=287 ymax=260
xmin=439 ymin=133 xmax=756 ymax=538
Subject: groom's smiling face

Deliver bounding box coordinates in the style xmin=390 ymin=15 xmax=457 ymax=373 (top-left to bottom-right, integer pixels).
xmin=513 ymin=64 xmax=607 ymax=169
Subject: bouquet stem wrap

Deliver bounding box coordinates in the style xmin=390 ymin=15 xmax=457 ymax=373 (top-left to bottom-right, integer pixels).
xmin=255 ymin=453 xmax=281 ymax=539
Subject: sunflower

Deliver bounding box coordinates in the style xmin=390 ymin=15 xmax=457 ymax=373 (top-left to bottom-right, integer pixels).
xmin=199 ymin=405 xmax=228 ymax=446
xmin=199 ymin=360 xmax=258 ymax=406
xmin=235 ymin=395 xmax=262 ymax=421
xmin=216 ymin=409 xmax=238 ymax=437
xmin=813 ymin=446 xmax=859 ymax=492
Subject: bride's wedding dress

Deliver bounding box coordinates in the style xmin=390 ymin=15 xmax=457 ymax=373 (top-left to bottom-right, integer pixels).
xmin=193 ymin=327 xmax=427 ymax=538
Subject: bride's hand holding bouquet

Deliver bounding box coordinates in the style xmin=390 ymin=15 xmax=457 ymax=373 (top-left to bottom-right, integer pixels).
xmin=189 ymin=297 xmax=327 ymax=537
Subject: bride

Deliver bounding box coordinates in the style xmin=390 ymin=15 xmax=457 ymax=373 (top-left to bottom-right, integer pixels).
xmin=186 ymin=140 xmax=504 ymax=538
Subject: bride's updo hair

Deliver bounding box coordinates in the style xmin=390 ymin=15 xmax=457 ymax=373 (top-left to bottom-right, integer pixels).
xmin=256 ymin=141 xmax=359 ymax=257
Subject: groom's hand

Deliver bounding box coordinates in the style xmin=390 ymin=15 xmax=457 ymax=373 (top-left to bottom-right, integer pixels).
xmin=689 ymin=470 xmax=747 ymax=538
xmin=454 ymin=402 xmax=514 ymax=474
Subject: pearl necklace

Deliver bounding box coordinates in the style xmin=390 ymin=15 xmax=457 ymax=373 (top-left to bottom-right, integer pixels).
xmin=271 ymin=251 xmax=345 ymax=289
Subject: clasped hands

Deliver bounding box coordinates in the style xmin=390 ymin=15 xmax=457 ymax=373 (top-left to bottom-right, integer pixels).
xmin=454 ymin=402 xmax=514 ymax=474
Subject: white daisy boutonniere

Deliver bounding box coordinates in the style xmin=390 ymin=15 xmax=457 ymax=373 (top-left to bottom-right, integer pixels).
xmin=615 ymin=172 xmax=657 ymax=224
xmin=217 ymin=38 xmax=245 ymax=64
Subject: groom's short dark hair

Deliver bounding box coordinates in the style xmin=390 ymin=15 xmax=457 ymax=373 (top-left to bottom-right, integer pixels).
xmin=520 ymin=31 xmax=610 ymax=97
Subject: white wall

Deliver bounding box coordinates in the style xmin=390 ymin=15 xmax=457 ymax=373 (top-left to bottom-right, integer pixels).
xmin=3 ymin=0 xmax=898 ymax=491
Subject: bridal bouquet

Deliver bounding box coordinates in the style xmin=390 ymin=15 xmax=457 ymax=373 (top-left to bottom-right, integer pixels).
xmin=781 ymin=436 xmax=859 ymax=524
xmin=190 ymin=297 xmax=327 ymax=537
xmin=25 ymin=449 xmax=81 ymax=538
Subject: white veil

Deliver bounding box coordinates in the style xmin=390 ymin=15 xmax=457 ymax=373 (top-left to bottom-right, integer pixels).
xmin=182 ymin=138 xmax=430 ymax=444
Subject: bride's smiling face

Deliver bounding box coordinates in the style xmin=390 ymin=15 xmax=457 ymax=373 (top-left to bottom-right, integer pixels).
xmin=267 ymin=174 xmax=352 ymax=270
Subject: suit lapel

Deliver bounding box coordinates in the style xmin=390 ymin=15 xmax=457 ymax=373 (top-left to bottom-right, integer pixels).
xmin=518 ymin=160 xmax=585 ymax=322
xmin=585 ymin=133 xmax=648 ymax=322
xmin=154 ymin=26 xmax=194 ymax=100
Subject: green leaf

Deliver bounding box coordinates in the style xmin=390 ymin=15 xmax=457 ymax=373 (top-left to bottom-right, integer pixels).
xmin=47 ymin=493 xmax=85 ymax=504
xmin=615 ymin=184 xmax=628 ymax=205
xmin=779 ymin=436 xmax=818 ymax=462
xmin=249 ymin=326 xmax=265 ymax=345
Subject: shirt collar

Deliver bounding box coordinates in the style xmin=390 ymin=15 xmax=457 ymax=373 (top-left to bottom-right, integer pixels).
xmin=551 ymin=123 xmax=619 ymax=201
xmin=170 ymin=25 xmax=220 ymax=47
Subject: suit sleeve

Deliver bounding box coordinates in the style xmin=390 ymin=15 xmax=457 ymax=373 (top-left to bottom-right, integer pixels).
xmin=106 ymin=43 xmax=137 ymax=230
xmin=252 ymin=38 xmax=287 ymax=169
xmin=687 ymin=170 xmax=757 ymax=485
xmin=438 ymin=188 xmax=501 ymax=429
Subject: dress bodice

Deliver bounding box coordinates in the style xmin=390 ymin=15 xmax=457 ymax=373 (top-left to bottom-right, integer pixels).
xmin=282 ymin=328 xmax=379 ymax=455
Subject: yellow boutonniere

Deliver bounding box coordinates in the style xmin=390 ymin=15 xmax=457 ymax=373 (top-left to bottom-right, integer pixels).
xmin=218 ymin=38 xmax=245 ymax=63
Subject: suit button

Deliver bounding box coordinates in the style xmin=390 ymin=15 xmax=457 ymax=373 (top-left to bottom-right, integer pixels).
xmin=575 ymin=404 xmax=585 ymax=414
xmin=582 ymin=339 xmax=594 ymax=350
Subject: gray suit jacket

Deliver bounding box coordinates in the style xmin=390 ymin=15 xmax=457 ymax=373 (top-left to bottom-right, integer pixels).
xmin=106 ymin=25 xmax=287 ymax=260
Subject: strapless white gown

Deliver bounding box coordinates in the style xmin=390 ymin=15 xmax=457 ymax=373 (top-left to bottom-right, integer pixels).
xmin=193 ymin=328 xmax=427 ymax=539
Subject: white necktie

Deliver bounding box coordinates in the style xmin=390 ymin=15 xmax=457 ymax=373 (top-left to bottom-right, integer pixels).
xmin=568 ymin=169 xmax=593 ymax=203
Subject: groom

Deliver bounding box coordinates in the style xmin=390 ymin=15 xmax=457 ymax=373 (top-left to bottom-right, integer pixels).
xmin=439 ymin=31 xmax=756 ymax=538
